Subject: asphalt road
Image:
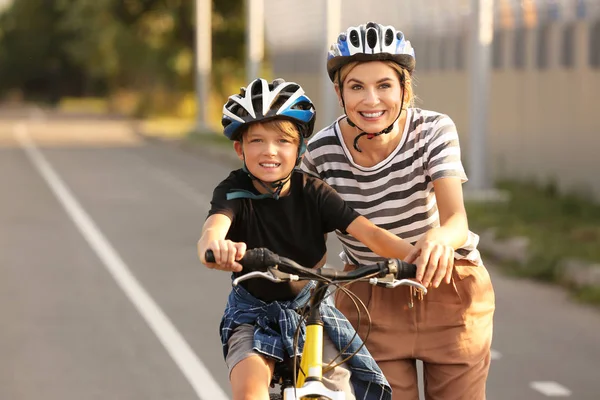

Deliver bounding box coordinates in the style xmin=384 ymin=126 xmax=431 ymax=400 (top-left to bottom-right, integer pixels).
xmin=1 ymin=107 xmax=599 ymax=399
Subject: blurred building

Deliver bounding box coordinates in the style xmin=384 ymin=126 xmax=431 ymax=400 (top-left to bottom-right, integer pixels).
xmin=263 ymin=0 xmax=600 ymax=200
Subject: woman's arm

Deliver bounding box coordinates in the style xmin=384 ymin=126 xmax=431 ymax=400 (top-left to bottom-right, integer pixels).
xmin=406 ymin=176 xmax=469 ymax=287
xmin=425 ymin=176 xmax=469 ymax=247
xmin=197 ymin=214 xmax=246 ymax=272
xmin=346 ymin=216 xmax=414 ymax=260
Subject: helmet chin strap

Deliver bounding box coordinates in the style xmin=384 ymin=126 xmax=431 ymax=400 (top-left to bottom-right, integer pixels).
xmin=226 ymin=141 xmax=306 ymax=200
xmin=339 ymin=72 xmax=406 ymax=152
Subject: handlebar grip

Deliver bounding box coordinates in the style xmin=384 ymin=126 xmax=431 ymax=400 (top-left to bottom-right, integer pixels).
xmin=394 ymin=260 xmax=418 ymax=279
xmin=204 ymin=248 xmax=279 ymax=272
xmin=205 ymin=249 xmax=216 ymax=263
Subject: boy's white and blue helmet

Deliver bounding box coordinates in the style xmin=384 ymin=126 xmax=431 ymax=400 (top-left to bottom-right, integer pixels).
xmin=221 ymin=78 xmax=316 ymax=141
xmin=327 ymin=22 xmax=416 ymax=81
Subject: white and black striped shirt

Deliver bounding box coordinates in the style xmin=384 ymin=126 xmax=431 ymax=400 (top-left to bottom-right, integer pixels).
xmin=301 ymin=108 xmax=481 ymax=266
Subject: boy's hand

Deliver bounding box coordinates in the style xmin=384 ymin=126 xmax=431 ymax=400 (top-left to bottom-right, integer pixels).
xmin=202 ymin=240 xmax=247 ymax=272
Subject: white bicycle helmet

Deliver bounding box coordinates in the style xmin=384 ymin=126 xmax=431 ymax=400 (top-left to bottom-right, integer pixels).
xmin=327 ymin=22 xmax=416 ymax=81
xmin=222 ymin=78 xmax=316 ymax=141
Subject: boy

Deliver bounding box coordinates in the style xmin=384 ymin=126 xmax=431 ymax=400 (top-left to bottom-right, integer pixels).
xmin=198 ymin=78 xmax=413 ymax=400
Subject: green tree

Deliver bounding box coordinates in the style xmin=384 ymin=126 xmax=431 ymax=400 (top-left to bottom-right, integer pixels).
xmin=0 ymin=0 xmax=85 ymax=101
xmin=0 ymin=0 xmax=246 ymax=103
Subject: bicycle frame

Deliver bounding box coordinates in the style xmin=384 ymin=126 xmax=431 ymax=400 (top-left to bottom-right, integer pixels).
xmin=283 ymin=280 xmax=345 ymax=400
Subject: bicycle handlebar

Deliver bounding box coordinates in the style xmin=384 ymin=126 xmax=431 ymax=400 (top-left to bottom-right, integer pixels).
xmin=205 ymin=247 xmax=418 ymax=281
xmin=205 ymin=247 xmax=279 ymax=272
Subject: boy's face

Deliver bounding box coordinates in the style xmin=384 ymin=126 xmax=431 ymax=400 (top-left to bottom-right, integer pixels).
xmin=234 ymin=123 xmax=299 ymax=187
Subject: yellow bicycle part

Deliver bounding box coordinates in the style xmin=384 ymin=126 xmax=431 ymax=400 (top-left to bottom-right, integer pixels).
xmin=296 ymin=324 xmax=323 ymax=388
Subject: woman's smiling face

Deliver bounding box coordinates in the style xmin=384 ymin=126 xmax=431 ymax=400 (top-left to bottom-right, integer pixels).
xmin=338 ymin=61 xmax=404 ymax=134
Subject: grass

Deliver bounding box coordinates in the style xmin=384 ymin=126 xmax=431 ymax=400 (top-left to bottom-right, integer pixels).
xmin=138 ymin=118 xmax=196 ymax=139
xmin=575 ymin=286 xmax=600 ymax=304
xmin=57 ymin=97 xmax=109 ymax=114
xmin=187 ymin=129 xmax=232 ymax=147
xmin=465 ymin=181 xmax=600 ymax=304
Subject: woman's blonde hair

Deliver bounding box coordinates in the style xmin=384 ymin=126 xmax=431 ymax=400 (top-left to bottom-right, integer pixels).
xmin=334 ymin=60 xmax=415 ymax=109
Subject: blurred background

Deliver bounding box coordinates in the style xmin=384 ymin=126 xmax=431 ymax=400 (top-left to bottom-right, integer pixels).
xmin=1 ymin=1 xmax=600 ymax=399
xmin=1 ymin=0 xmax=599 ymax=198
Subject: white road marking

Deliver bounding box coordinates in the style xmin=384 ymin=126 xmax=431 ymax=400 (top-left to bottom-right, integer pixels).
xmin=29 ymin=105 xmax=46 ymax=121
xmin=530 ymin=381 xmax=572 ymax=397
xmin=13 ymin=123 xmax=228 ymax=400
xmin=490 ymin=349 xmax=502 ymax=360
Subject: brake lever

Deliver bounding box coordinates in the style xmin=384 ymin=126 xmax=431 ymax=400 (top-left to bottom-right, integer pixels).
xmin=232 ymin=266 xmax=300 ymax=286
xmin=369 ymin=274 xmax=428 ymax=294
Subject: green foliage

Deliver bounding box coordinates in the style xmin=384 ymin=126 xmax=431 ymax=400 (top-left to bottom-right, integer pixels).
xmin=574 ymin=286 xmax=600 ymax=305
xmin=0 ymin=0 xmax=245 ymax=102
xmin=0 ymin=0 xmax=84 ymax=102
xmin=467 ymin=181 xmax=600 ymax=265
xmin=187 ymin=129 xmax=231 ymax=147
xmin=466 ymin=181 xmax=600 ymax=302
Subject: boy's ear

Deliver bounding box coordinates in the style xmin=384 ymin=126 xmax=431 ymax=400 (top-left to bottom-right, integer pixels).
xmin=233 ymin=141 xmax=244 ymax=161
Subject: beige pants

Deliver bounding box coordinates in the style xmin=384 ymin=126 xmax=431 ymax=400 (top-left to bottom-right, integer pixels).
xmin=336 ymin=261 xmax=495 ymax=400
xmin=226 ymin=323 xmax=356 ymax=399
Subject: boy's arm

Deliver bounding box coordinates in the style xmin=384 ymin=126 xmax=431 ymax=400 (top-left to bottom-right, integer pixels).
xmin=197 ymin=214 xmax=245 ymax=272
xmin=346 ymin=216 xmax=414 ymax=261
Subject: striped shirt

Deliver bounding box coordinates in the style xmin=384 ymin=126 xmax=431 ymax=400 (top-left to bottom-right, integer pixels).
xmin=301 ymin=108 xmax=481 ymax=266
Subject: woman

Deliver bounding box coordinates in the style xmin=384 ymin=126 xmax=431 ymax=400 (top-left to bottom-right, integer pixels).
xmin=301 ymin=22 xmax=495 ymax=399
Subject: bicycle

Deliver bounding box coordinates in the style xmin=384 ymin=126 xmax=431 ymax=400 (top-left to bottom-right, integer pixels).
xmin=206 ymin=248 xmax=427 ymax=400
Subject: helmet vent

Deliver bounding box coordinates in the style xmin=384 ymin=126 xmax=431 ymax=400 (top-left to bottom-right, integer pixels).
xmin=349 ymin=29 xmax=360 ymax=47
xmin=271 ymin=78 xmax=285 ymax=90
xmin=250 ymin=81 xmax=263 ymax=115
xmin=227 ymin=101 xmax=247 ymax=118
xmin=292 ymin=101 xmax=312 ymax=111
xmin=385 ymin=29 xmax=394 ymax=46
xmin=272 ymin=94 xmax=291 ymax=110
xmin=366 ymin=27 xmax=377 ymax=49
xmin=283 ymin=84 xmax=300 ymax=93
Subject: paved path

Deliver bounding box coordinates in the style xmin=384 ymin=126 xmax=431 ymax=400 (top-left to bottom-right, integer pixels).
xmin=1 ymin=107 xmax=598 ymax=399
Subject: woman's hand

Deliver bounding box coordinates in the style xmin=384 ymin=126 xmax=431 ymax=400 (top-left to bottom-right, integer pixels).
xmin=405 ymin=230 xmax=455 ymax=288
xmin=201 ymin=240 xmax=247 ymax=273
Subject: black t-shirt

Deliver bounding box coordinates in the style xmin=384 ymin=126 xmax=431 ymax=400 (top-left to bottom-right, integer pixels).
xmin=207 ymin=169 xmax=360 ymax=301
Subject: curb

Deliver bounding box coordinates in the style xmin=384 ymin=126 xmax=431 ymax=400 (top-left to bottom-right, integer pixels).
xmin=478 ymin=228 xmax=600 ymax=290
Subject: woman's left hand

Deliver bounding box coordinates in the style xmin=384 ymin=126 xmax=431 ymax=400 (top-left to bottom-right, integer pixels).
xmin=405 ymin=231 xmax=455 ymax=288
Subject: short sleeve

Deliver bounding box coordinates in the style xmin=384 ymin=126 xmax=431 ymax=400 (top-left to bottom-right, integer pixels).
xmin=424 ymin=115 xmax=468 ymax=183
xmin=207 ymin=175 xmax=240 ymax=223
xmin=300 ymin=148 xmax=320 ymax=178
xmin=309 ymin=177 xmax=359 ymax=233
